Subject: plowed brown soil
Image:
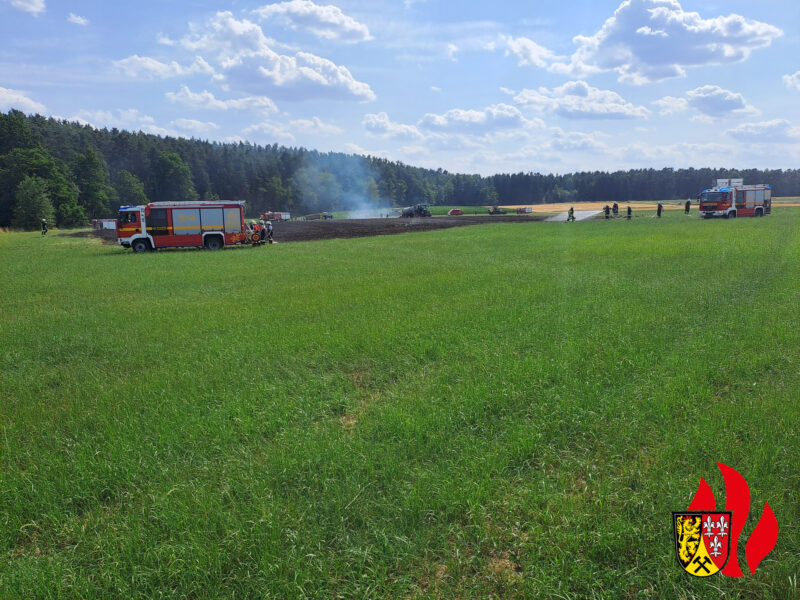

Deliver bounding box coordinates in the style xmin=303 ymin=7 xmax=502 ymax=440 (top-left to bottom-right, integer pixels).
xmin=269 ymin=215 xmax=546 ymax=243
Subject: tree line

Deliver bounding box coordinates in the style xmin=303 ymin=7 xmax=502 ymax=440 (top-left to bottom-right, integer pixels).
xmin=2 ymin=109 xmax=800 ymax=229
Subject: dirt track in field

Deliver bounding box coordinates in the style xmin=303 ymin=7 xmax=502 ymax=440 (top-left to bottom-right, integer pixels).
xmin=268 ymin=215 xmax=547 ymax=243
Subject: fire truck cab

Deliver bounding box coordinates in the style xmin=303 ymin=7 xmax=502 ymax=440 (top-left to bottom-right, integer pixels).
xmin=699 ymin=179 xmax=772 ymax=219
xmin=117 ymin=201 xmax=247 ymax=252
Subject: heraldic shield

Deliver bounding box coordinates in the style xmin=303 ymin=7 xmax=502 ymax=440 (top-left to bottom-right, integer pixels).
xmin=673 ymin=511 xmax=732 ymax=577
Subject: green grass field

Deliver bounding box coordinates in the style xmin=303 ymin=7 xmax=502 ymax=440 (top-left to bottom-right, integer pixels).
xmin=1 ymin=210 xmax=799 ymax=599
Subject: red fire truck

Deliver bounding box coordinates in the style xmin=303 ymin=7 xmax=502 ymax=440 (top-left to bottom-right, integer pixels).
xmin=117 ymin=201 xmax=248 ymax=252
xmin=698 ymin=179 xmax=772 ymax=219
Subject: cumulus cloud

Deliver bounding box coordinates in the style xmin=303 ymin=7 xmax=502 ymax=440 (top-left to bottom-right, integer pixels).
xmin=7 ymin=0 xmax=45 ymax=15
xmin=253 ymin=0 xmax=371 ymax=43
xmin=179 ymin=11 xmax=375 ymax=102
xmin=654 ymin=85 xmax=757 ymax=118
xmin=652 ymin=96 xmax=688 ymax=115
xmin=67 ymin=13 xmax=88 ymax=26
xmin=363 ymin=112 xmax=424 ymax=141
xmin=73 ymin=109 xmax=175 ymax=136
xmin=114 ymin=55 xmax=218 ymax=80
xmin=726 ymin=119 xmax=800 ymax=143
xmin=513 ymin=80 xmax=650 ymax=119
xmin=419 ymin=103 xmax=531 ymax=133
xmin=550 ymin=0 xmax=782 ymax=84
xmin=0 ymin=86 xmax=46 ymax=113
xmin=617 ymin=141 xmax=731 ymax=166
xmin=243 ymin=120 xmax=296 ymax=143
xmin=502 ymin=35 xmax=558 ymax=68
xmin=548 ymin=128 xmax=608 ymax=152
xmin=289 ymin=116 xmax=343 ymax=135
xmin=784 ymin=71 xmax=800 ymax=92
xmin=170 ymin=118 xmax=220 ymax=134
xmin=166 ymin=85 xmax=278 ymax=113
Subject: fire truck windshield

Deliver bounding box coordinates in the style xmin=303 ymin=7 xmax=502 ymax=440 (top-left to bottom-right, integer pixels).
xmin=118 ymin=211 xmax=138 ymax=224
xmin=700 ymin=192 xmax=725 ymax=203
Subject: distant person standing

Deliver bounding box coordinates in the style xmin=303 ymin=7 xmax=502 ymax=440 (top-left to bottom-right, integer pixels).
xmin=267 ymin=221 xmax=274 ymax=244
xmin=612 ymin=202 xmax=619 ymax=216
xmin=604 ymin=205 xmax=610 ymax=219
xmin=41 ymin=219 xmax=48 ymax=236
xmin=627 ymin=205 xmax=632 ymax=220
xmin=685 ymin=199 xmax=691 ymax=215
xmin=567 ymin=206 xmax=575 ymax=222
xmin=656 ymin=203 xmax=663 ymax=218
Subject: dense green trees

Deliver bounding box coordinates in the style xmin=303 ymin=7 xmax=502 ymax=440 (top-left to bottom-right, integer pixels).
xmin=149 ymin=151 xmax=199 ymax=203
xmin=12 ymin=175 xmax=54 ymax=230
xmin=72 ymin=147 xmax=111 ymax=219
xmin=1 ymin=109 xmax=800 ymax=229
xmin=0 ymin=145 xmax=82 ymax=227
xmin=113 ymin=170 xmax=148 ymax=212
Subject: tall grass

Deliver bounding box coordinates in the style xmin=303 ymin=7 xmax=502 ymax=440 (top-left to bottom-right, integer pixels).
xmin=1 ymin=211 xmax=799 ymax=598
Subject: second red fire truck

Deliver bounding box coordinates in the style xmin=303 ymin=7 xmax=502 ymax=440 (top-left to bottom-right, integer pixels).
xmin=698 ymin=179 xmax=772 ymax=218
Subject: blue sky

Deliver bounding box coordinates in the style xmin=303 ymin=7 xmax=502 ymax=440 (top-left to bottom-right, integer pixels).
xmin=1 ymin=0 xmax=799 ymax=175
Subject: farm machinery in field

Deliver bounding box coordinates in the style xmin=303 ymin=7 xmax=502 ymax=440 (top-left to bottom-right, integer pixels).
xmin=401 ymin=204 xmax=432 ymax=218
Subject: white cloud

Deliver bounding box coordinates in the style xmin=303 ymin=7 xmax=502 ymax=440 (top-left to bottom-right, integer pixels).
xmin=113 ymin=55 xmax=218 ymax=80
xmin=548 ymin=128 xmax=607 ymax=152
xmin=179 ymin=11 xmax=375 ymax=102
xmin=652 ymin=96 xmax=688 ymax=115
xmin=783 ymin=71 xmax=800 ymax=92
xmin=419 ymin=103 xmax=531 ymax=133
xmin=170 ymin=118 xmax=220 ymax=134
xmin=446 ymin=43 xmax=459 ymax=61
xmin=166 ymin=86 xmax=277 ymax=113
xmin=289 ymin=116 xmax=343 ymax=135
xmin=502 ymin=35 xmax=558 ymax=68
xmin=550 ymin=0 xmax=782 ymax=84
xmin=254 ymin=0 xmax=371 ymax=43
xmin=431 ymin=86 xmax=441 ymax=93
xmin=726 ymin=119 xmax=800 ymax=143
xmin=513 ymin=80 xmax=650 ymax=119
xmin=7 ymin=0 xmax=45 ymax=15
xmin=0 ymin=86 xmax=46 ymax=113
xmin=67 ymin=13 xmax=88 ymax=26
xmin=243 ymin=120 xmax=296 ymax=143
xmin=654 ymin=85 xmax=757 ymax=118
xmin=685 ymin=85 xmax=756 ymax=118
xmin=72 ymin=109 xmax=175 ymax=136
xmin=363 ymin=112 xmax=424 ymax=140
xmin=617 ymin=141 xmax=731 ymax=165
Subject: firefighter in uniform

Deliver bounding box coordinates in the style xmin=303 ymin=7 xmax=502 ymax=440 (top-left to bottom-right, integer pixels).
xmin=267 ymin=221 xmax=274 ymax=244
xmin=567 ymin=206 xmax=575 ymax=222
xmin=612 ymin=202 xmax=618 ymax=216
xmin=41 ymin=219 xmax=48 ymax=236
xmin=657 ymin=203 xmax=663 ymax=218
xmin=627 ymin=205 xmax=632 ymax=220
xmin=685 ymin=199 xmax=691 ymax=215
xmin=604 ymin=205 xmax=610 ymax=219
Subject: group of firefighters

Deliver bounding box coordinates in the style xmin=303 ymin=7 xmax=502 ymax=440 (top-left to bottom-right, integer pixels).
xmin=566 ymin=200 xmax=692 ymax=222
xmin=248 ymin=219 xmax=274 ymax=244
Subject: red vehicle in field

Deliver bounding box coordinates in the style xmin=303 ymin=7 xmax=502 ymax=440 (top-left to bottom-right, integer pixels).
xmin=448 ymin=208 xmax=463 ymax=216
xmin=117 ymin=201 xmax=248 ymax=252
xmin=699 ymin=179 xmax=772 ymax=219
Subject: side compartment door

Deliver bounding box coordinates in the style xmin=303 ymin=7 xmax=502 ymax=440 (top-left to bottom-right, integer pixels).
xmin=172 ymin=208 xmax=202 ymax=246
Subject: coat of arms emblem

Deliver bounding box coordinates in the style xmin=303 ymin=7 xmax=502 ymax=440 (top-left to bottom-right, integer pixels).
xmin=673 ymin=511 xmax=731 ymax=577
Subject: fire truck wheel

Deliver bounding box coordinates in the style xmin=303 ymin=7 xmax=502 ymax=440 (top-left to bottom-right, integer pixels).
xmin=756 ymin=208 xmax=763 ymax=217
xmin=131 ymin=239 xmax=150 ymax=253
xmin=252 ymin=233 xmax=260 ymax=242
xmin=205 ymin=236 xmax=223 ymax=250
xmin=728 ymin=211 xmax=736 ymax=219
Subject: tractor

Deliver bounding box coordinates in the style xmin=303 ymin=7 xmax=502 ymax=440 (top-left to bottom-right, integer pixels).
xmin=401 ymin=203 xmax=432 ymax=218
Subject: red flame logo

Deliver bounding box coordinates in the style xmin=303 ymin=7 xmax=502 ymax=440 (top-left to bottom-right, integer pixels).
xmin=687 ymin=462 xmax=778 ymax=576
